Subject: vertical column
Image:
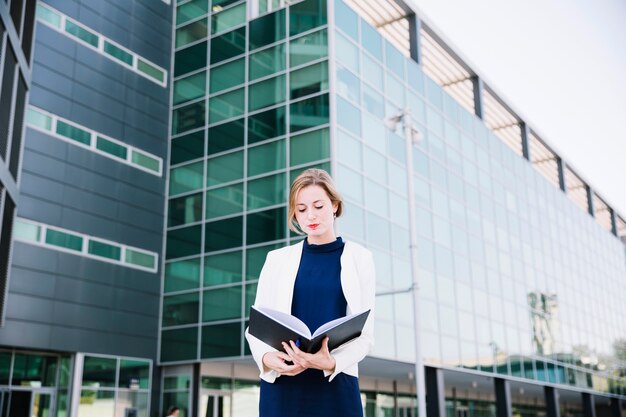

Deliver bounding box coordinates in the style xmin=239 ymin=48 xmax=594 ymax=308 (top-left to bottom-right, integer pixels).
xmin=582 ymin=393 xmax=596 ymax=417
xmin=520 ymin=122 xmax=531 ymax=161
xmin=191 ymin=363 xmax=201 ymax=417
xmin=408 ymin=14 xmax=423 ymax=65
xmin=494 ymin=378 xmax=512 ymax=417
xmin=69 ymin=353 xmax=84 ymax=417
xmin=610 ymin=398 xmax=622 ymax=417
xmin=544 ymin=386 xmax=561 ymax=417
xmin=557 ymin=158 xmax=566 ymax=192
xmin=586 ymin=186 xmax=595 ymax=217
xmin=609 ymin=208 xmax=618 ymax=236
xmin=472 ymin=76 xmax=484 ymax=119
xmin=425 ymin=367 xmax=446 ymax=417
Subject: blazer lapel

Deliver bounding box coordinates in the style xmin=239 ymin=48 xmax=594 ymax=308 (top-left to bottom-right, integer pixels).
xmin=275 ymin=240 xmax=303 ymax=313
xmin=340 ymin=241 xmax=361 ymax=314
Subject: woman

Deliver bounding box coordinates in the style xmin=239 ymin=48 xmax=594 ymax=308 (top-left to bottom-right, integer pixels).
xmin=245 ymin=168 xmax=376 ymax=417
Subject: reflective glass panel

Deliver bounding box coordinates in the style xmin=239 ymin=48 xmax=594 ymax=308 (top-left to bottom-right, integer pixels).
xmin=249 ymin=9 xmax=285 ymax=50
xmin=165 ymin=258 xmax=201 ymax=292
xmin=208 ymin=118 xmax=245 ymax=155
xmin=163 ymin=293 xmax=199 ymax=327
xmin=248 ymin=106 xmax=286 ymax=144
xmin=247 ymin=140 xmax=286 ymax=176
xmin=206 ymin=183 xmax=244 ymax=219
xmin=291 ymin=61 xmax=328 ymax=100
xmin=205 ymin=251 xmax=243 ymax=286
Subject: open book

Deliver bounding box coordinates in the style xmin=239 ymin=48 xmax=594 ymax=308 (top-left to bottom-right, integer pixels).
xmin=248 ymin=306 xmax=370 ymax=354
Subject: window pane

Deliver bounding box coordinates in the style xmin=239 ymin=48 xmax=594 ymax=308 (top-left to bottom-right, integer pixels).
xmin=205 ymin=251 xmax=242 ymax=286
xmin=249 ymin=9 xmax=285 ymax=50
xmin=245 ymin=243 xmax=282 ymax=280
xmin=161 ymin=328 xmax=198 ymax=362
xmin=209 ymin=58 xmax=244 ymax=94
xmin=96 ymin=136 xmax=127 ymax=159
xmin=361 ymin=21 xmax=382 ymax=61
xmin=248 ymin=106 xmax=286 ymax=145
xmin=249 ymin=43 xmax=285 ymax=81
xmin=166 ymin=225 xmax=202 ymax=259
xmin=290 ymin=61 xmax=328 ymax=99
xmin=208 ymin=118 xmax=244 ymax=155
xmin=205 ymin=216 xmax=243 ymax=252
xmin=202 ymin=286 xmax=242 ymax=322
xmin=26 ymin=107 xmax=52 ymax=130
xmin=36 ymin=4 xmax=61 ymax=28
xmin=289 ymin=128 xmax=329 ymax=166
xmin=335 ymin=0 xmax=358 ymax=40
xmin=169 ymin=193 xmax=203 ymax=226
xmin=386 ymin=41 xmax=405 ymax=79
xmin=118 ymin=359 xmax=150 ymax=389
xmin=82 ymin=356 xmax=116 ymax=387
xmin=207 ymin=151 xmax=243 ymax=186
xmin=134 ymin=150 xmax=160 ymax=174
xmin=64 ymin=20 xmax=98 ymax=47
xmin=290 ymin=29 xmax=327 ymax=67
xmin=201 ymin=323 xmax=241 ymax=358
xmin=56 ymin=120 xmax=91 ymax=145
xmin=248 ymin=75 xmax=285 ymax=112
xmin=174 ymin=71 xmax=206 ymax=105
xmin=163 ymin=293 xmax=199 ymax=327
xmin=246 ymin=207 xmax=286 ymax=245
xmin=210 ymin=27 xmax=246 ymax=65
xmin=290 ymin=93 xmax=329 ymax=133
xmin=335 ymin=31 xmax=359 ymax=74
xmin=206 ymin=183 xmax=244 ymax=219
xmin=88 ymin=240 xmax=121 ymax=260
xmin=362 ymin=84 xmax=384 ymax=117
xmin=103 ymin=41 xmax=133 ymax=65
xmin=125 ymin=249 xmax=156 ymax=269
xmin=213 ymin=0 xmax=242 ymax=7
xmin=290 ymin=0 xmax=327 ymax=36
xmin=78 ymin=391 xmax=114 ymax=417
xmin=336 ymin=64 xmax=359 ymax=103
xmin=174 ymin=41 xmax=207 ymax=77
xmin=247 ymin=140 xmax=285 ymax=176
xmin=176 ymin=18 xmax=208 ymax=48
xmin=13 ymin=220 xmax=40 ymax=242
xmin=46 ymin=229 xmax=82 ymax=251
xmin=211 ymin=3 xmax=246 ymax=35
xmin=209 ymin=88 xmax=244 ymax=124
xmin=170 ymin=161 xmax=204 ymax=195
xmin=171 ymin=130 xmax=205 ymax=165
xmin=165 ymin=258 xmax=201 ymax=292
xmin=176 ymin=0 xmax=208 ymax=25
xmin=137 ymin=59 xmax=165 ymax=83
xmin=362 ymin=53 xmax=383 ymax=90
xmin=336 ymin=95 xmax=361 ymax=136
xmin=247 ymin=173 xmax=286 ymax=209
xmin=11 ymin=354 xmax=56 ymax=387
xmin=172 ymin=100 xmax=205 ymax=135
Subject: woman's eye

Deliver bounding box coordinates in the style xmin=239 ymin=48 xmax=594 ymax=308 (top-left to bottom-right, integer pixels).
xmin=315 ymin=206 xmax=324 ymax=209
xmin=298 ymin=209 xmax=305 ymax=213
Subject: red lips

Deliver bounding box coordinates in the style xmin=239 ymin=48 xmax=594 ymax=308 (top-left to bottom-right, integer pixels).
xmin=308 ymin=224 xmax=319 ymax=229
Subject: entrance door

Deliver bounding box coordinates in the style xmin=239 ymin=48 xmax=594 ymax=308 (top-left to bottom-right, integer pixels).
xmin=9 ymin=391 xmax=31 ymax=417
xmin=200 ymin=391 xmax=231 ymax=417
xmin=1 ymin=390 xmax=55 ymax=417
xmin=31 ymin=392 xmax=53 ymax=417
xmin=0 ymin=390 xmax=9 ymax=417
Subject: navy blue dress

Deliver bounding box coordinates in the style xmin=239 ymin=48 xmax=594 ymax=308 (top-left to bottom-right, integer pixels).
xmin=259 ymin=236 xmax=363 ymax=417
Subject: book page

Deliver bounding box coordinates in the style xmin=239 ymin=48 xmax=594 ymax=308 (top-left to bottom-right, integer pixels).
xmin=253 ymin=306 xmax=312 ymax=339
xmin=312 ymin=311 xmax=366 ymax=338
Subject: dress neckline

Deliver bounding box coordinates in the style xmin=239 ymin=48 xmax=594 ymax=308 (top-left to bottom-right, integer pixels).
xmin=303 ymin=236 xmax=344 ymax=253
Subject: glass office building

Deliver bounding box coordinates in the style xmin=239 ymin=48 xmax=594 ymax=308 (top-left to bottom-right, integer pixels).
xmin=0 ymin=0 xmax=623 ymax=416
xmin=163 ymin=0 xmax=626 ymax=416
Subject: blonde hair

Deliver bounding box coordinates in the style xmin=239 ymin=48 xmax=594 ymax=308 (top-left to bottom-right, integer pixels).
xmin=288 ymin=168 xmax=344 ymax=234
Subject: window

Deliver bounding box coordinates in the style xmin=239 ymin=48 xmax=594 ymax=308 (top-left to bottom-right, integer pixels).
xmin=175 ymin=41 xmax=207 ymax=77
xmin=247 ymin=173 xmax=286 ymax=209
xmin=248 ymin=106 xmax=286 ymax=145
xmin=176 ymin=0 xmax=208 ymax=25
xmin=209 ymin=88 xmax=244 ymax=124
xmin=165 ymin=258 xmax=201 ymax=292
xmin=290 ymin=61 xmax=328 ymax=99
xmin=201 ymin=323 xmax=241 ymax=358
xmin=290 ymin=0 xmax=327 ymax=36
xmin=125 ymin=249 xmax=156 ymax=269
xmin=56 ymin=120 xmax=91 ymax=145
xmin=103 ymin=41 xmax=133 ymax=65
xmin=249 ymin=43 xmax=285 ymax=81
xmin=176 ymin=19 xmax=208 ymax=48
xmin=170 ymin=161 xmax=204 ymax=196
xmin=205 ymin=216 xmax=243 ymax=252
xmin=207 ymin=151 xmax=243 ymax=186
xmin=204 ymin=251 xmax=242 ymax=286
xmin=210 ymin=58 xmax=244 ymax=94
xmin=289 ymin=128 xmax=329 ymax=166
xmin=88 ymin=240 xmax=121 ymax=261
xmin=132 ymin=150 xmax=161 ymax=173
xmin=249 ymin=9 xmax=285 ymax=50
xmin=210 ymin=27 xmax=246 ymax=65
xmin=26 ymin=107 xmax=52 ymax=130
xmin=35 ymin=3 xmax=61 ymax=28
xmin=171 ymin=131 xmax=205 ymax=165
xmin=208 ymin=118 xmax=244 ymax=155
xmin=45 ymin=229 xmax=83 ymax=251
xmin=166 ymin=225 xmax=203 ymax=259
xmin=212 ymin=3 xmax=246 ymax=35
xmin=64 ymin=20 xmax=98 ymax=47
xmin=290 ymin=29 xmax=327 ymax=67
xmin=202 ymin=287 xmax=242 ymax=322
xmin=163 ymin=293 xmax=200 ymax=326
xmin=247 ymin=140 xmax=285 ymax=176
xmin=246 ymin=207 xmax=286 ymax=244
xmin=172 ymin=100 xmax=205 ymax=135
xmin=96 ymin=136 xmax=127 ymax=159
xmin=290 ymin=94 xmax=329 ymax=133
xmin=161 ymin=328 xmax=198 ymax=362
xmin=169 ymin=193 xmax=203 ymax=226
xmin=174 ymin=71 xmax=207 ymax=105
xmin=248 ymin=75 xmax=285 ymax=111
xmin=206 ymin=183 xmax=244 ymax=219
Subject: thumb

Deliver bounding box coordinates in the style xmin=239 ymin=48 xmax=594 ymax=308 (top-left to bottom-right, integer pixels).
xmin=323 ymin=336 xmax=330 ymax=351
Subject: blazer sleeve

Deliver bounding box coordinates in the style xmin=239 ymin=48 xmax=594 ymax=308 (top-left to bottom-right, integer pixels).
xmin=244 ymin=250 xmax=281 ymax=383
xmin=323 ymin=248 xmax=376 ymax=381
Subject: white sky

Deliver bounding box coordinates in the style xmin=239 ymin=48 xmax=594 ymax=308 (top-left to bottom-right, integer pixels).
xmin=407 ymin=0 xmax=626 ymax=219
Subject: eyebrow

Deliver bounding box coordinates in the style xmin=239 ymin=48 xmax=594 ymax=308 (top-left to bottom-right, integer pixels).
xmin=296 ymin=200 xmax=324 ymax=206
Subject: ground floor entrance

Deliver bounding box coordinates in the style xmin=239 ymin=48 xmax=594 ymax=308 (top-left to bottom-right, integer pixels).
xmin=0 ymin=388 xmax=55 ymax=417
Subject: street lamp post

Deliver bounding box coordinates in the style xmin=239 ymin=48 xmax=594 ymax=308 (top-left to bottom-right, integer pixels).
xmin=385 ymin=109 xmax=427 ymax=417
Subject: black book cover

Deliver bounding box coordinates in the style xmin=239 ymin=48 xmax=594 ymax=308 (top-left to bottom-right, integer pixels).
xmin=248 ymin=306 xmax=370 ymax=354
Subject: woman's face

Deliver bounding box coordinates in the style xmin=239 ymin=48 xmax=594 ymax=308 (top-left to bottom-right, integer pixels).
xmin=295 ymin=185 xmax=338 ymax=244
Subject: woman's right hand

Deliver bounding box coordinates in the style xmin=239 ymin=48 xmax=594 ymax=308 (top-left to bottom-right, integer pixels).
xmin=262 ymin=351 xmax=307 ymax=376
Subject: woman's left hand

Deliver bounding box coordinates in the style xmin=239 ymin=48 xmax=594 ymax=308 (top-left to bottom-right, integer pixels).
xmin=282 ymin=337 xmax=336 ymax=373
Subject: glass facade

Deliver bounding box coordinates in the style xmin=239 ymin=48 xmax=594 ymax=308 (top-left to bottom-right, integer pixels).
xmin=163 ymin=0 xmax=626 ymax=404
xmin=164 ymin=0 xmax=331 ymax=363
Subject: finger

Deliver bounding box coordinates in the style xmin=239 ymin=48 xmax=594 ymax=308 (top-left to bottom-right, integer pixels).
xmin=282 ymin=342 xmax=296 ymax=358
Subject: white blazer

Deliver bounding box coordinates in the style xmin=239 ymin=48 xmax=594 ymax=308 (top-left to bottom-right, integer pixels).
xmin=245 ymin=238 xmax=376 ymax=383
